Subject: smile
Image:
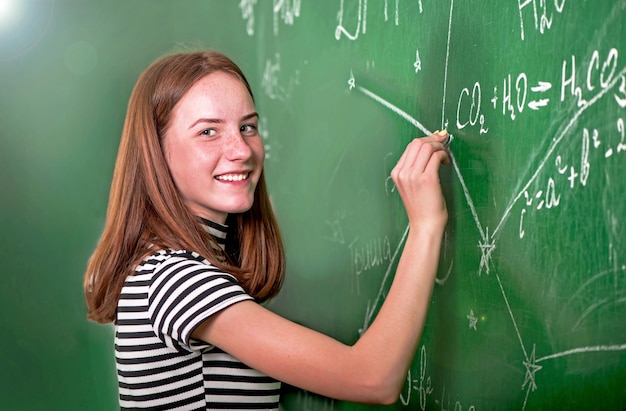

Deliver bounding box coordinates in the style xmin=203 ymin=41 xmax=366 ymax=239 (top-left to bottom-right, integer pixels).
xmin=215 ymin=172 xmax=250 ymax=182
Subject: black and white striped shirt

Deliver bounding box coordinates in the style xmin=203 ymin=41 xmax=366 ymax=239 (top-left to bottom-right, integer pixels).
xmin=115 ymin=222 xmax=281 ymax=410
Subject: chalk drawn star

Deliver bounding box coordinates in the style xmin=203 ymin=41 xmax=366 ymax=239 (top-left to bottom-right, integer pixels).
xmin=522 ymin=344 xmax=543 ymax=392
xmin=348 ymin=70 xmax=356 ymax=90
xmin=478 ymin=228 xmax=496 ymax=276
xmin=467 ymin=309 xmax=478 ymax=330
xmin=413 ymin=49 xmax=422 ymax=73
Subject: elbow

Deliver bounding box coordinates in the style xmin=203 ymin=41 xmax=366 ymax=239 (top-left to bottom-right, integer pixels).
xmin=370 ymin=393 xmax=401 ymax=406
xmin=342 ymin=347 xmax=408 ymax=405
xmin=359 ymin=374 xmax=404 ymax=405
xmin=376 ymin=385 xmax=403 ymax=406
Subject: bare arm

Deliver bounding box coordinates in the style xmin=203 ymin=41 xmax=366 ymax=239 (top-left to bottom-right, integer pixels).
xmin=192 ymin=132 xmax=450 ymax=404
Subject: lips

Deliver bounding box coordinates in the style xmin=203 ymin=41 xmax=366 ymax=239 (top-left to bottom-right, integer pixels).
xmin=215 ymin=172 xmax=250 ymax=182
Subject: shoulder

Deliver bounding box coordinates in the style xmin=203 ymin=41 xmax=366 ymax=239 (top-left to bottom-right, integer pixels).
xmin=137 ymin=248 xmax=210 ymax=269
xmin=130 ymin=248 xmax=246 ymax=306
xmin=134 ymin=248 xmax=253 ymax=345
xmin=148 ymin=249 xmax=240 ymax=295
xmin=135 ymin=249 xmax=229 ymax=279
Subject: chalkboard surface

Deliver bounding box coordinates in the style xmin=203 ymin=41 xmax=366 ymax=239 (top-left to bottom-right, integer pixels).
xmin=1 ymin=1 xmax=624 ymax=410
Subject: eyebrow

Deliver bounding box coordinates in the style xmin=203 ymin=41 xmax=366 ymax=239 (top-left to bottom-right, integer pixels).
xmin=188 ymin=112 xmax=259 ymax=130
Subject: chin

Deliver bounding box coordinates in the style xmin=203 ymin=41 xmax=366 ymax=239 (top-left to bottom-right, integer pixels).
xmin=228 ymin=201 xmax=255 ymax=215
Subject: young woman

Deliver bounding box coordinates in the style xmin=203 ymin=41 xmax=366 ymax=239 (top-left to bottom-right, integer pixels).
xmin=84 ymin=50 xmax=450 ymax=410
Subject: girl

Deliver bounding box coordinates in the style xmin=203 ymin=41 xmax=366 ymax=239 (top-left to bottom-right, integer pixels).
xmin=84 ymin=50 xmax=449 ymax=410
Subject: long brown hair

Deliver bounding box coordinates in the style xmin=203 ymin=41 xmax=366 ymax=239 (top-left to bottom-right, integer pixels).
xmin=84 ymin=51 xmax=285 ymax=324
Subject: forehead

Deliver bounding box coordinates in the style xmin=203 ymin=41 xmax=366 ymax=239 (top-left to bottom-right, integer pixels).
xmin=177 ymin=71 xmax=253 ymax=110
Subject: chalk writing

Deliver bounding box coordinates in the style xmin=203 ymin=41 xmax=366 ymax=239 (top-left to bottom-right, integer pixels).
xmin=262 ymin=54 xmax=282 ymax=99
xmin=456 ymin=81 xmax=489 ymax=134
xmin=616 ymin=118 xmax=626 ymax=153
xmin=324 ymin=210 xmax=347 ymax=245
xmin=273 ymin=0 xmax=301 ymax=35
xmin=349 ymin=235 xmax=392 ymax=295
xmin=494 ymin=73 xmax=552 ymax=119
xmin=355 ymin=69 xmax=626 ymax=404
xmin=259 ymin=116 xmax=281 ymax=162
xmin=616 ymin=75 xmax=626 ymax=107
xmin=248 ymin=0 xmax=626 ymax=408
xmin=261 ymin=53 xmax=300 ymax=100
xmin=517 ymin=0 xmax=567 ymax=41
xmin=401 ymin=345 xmax=476 ymax=410
xmin=335 ymin=0 xmax=363 ymax=41
xmin=347 ymin=2 xmax=626 ymax=408
xmin=561 ymin=48 xmax=620 ymax=108
xmin=403 ymin=346 xmax=433 ymax=409
xmin=518 ymin=109 xmax=626 ymax=237
xmin=335 ymin=0 xmax=404 ymax=41
xmin=239 ymin=0 xmax=258 ymax=36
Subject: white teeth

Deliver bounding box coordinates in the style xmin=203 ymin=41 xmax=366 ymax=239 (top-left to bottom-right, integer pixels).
xmin=216 ymin=173 xmax=249 ymax=182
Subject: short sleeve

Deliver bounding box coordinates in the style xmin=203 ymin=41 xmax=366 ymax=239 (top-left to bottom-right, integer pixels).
xmin=147 ymin=253 xmax=253 ymax=350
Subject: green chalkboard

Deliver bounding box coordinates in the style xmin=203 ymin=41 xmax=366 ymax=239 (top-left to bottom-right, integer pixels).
xmin=1 ymin=1 xmax=625 ymax=410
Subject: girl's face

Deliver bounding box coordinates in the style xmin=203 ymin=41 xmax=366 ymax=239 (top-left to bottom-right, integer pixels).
xmin=162 ymin=71 xmax=264 ymax=224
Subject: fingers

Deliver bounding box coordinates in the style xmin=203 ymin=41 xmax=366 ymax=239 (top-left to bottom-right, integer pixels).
xmin=424 ymin=149 xmax=449 ymax=174
xmin=390 ymin=131 xmax=449 ymax=227
xmin=391 ymin=130 xmax=451 ymax=184
xmin=425 ymin=129 xmax=450 ymax=144
xmin=402 ymin=131 xmax=450 ymax=171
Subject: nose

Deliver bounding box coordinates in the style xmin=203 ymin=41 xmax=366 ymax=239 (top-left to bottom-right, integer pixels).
xmin=224 ymin=130 xmax=253 ymax=161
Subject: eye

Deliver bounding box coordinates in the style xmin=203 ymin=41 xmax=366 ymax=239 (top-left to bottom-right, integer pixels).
xmin=240 ymin=124 xmax=258 ymax=135
xmin=199 ymin=128 xmax=217 ymax=137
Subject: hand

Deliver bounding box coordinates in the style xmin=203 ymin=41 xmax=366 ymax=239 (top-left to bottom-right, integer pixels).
xmin=390 ymin=131 xmax=450 ymax=229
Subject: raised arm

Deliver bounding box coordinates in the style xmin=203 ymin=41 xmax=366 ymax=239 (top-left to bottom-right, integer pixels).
xmin=192 ymin=131 xmax=450 ymax=404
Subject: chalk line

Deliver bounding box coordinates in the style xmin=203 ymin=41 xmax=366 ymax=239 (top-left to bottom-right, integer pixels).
xmin=496 ymin=272 xmax=529 ymax=361
xmin=440 ymin=0 xmax=455 ymax=130
xmin=449 ymin=150 xmax=486 ymax=240
xmin=537 ymin=344 xmax=626 ymax=363
xmin=356 ymin=85 xmax=431 ymax=136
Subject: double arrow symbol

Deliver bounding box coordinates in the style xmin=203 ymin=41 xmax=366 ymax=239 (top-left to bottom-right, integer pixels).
xmin=528 ymin=81 xmax=552 ymax=110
